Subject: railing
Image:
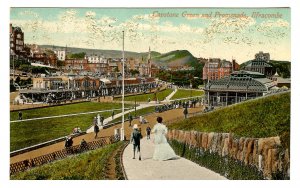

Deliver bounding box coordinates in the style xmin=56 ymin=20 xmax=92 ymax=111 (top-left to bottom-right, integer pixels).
xmin=10 ymin=135 xmax=118 ymax=175
xmin=10 ymin=132 xmax=86 ymax=157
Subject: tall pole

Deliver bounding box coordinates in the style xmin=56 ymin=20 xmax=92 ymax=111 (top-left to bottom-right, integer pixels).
xmin=121 ymin=31 xmax=125 ymax=141
xmin=12 ymin=55 xmax=15 ymax=85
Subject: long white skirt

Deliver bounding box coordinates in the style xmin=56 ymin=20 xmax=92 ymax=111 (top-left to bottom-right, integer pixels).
xmin=153 ymin=133 xmax=177 ymax=161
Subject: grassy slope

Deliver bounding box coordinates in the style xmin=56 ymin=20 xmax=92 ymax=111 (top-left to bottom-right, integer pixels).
xmin=170 ymin=89 xmax=204 ymax=100
xmin=115 ymin=88 xmax=173 ymax=102
xmin=10 ymin=102 xmax=132 ymax=151
xmin=11 ymin=142 xmax=123 ymax=180
xmin=10 ymin=102 xmax=132 ymax=121
xmin=168 ymin=92 xmax=290 ymax=148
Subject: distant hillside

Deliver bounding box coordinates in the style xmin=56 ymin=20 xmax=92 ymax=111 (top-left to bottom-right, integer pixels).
xmin=240 ymin=60 xmax=291 ymax=78
xmin=40 ymin=45 xmax=160 ymax=60
xmin=152 ymin=50 xmax=198 ymax=67
xmin=40 ymin=45 xmax=199 ymax=69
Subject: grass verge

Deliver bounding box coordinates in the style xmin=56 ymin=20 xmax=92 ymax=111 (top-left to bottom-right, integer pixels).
xmin=115 ymin=88 xmax=173 ymax=102
xmin=168 ymin=92 xmax=290 ymax=148
xmin=170 ymin=89 xmax=204 ymax=100
xmin=11 ymin=142 xmax=124 ymax=180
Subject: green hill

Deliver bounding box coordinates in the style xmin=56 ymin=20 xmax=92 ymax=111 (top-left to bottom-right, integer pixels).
xmin=153 ymin=50 xmax=198 ymax=67
xmin=168 ymin=92 xmax=290 ymax=148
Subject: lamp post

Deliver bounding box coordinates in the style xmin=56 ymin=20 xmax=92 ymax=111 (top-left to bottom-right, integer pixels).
xmin=135 ymin=96 xmax=137 ymax=117
xmin=121 ymin=31 xmax=125 ymax=141
xmin=13 ymin=55 xmax=15 ymax=85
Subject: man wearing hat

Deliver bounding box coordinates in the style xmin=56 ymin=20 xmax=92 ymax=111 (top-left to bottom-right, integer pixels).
xmin=130 ymin=124 xmax=142 ymax=160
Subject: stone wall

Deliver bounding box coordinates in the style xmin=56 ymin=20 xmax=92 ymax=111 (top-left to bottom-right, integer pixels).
xmin=167 ymin=130 xmax=289 ymax=179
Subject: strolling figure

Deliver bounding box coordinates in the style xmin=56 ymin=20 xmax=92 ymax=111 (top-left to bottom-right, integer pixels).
xmin=152 ymin=117 xmax=178 ymax=161
xmin=183 ymin=106 xmax=188 ymax=119
xmin=18 ymin=111 xmax=22 ymax=120
xmin=130 ymin=124 xmax=142 ymax=160
xmin=128 ymin=113 xmax=133 ymax=127
xmin=111 ymin=110 xmax=115 ymax=119
xmin=94 ymin=122 xmax=100 ymax=139
xmin=146 ymin=126 xmax=151 ymax=140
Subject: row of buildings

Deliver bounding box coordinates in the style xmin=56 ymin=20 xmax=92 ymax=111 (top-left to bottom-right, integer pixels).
xmin=10 ymin=24 xmax=160 ymax=78
xmin=20 ymin=73 xmax=157 ymax=103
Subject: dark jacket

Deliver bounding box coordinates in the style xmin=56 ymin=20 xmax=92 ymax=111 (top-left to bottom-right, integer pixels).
xmin=131 ymin=129 xmax=142 ymax=145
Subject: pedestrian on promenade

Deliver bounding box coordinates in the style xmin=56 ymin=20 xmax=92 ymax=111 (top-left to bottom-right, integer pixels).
xmin=111 ymin=110 xmax=115 ymax=119
xmin=18 ymin=111 xmax=22 ymax=120
xmin=130 ymin=124 xmax=142 ymax=160
xmin=80 ymin=139 xmax=88 ymax=151
xmin=183 ymin=106 xmax=188 ymax=119
xmin=100 ymin=116 xmax=104 ymax=126
xmin=146 ymin=126 xmax=151 ymax=140
xmin=94 ymin=120 xmax=100 ymax=139
xmin=152 ymin=116 xmax=177 ymax=161
xmin=128 ymin=113 xmax=133 ymax=127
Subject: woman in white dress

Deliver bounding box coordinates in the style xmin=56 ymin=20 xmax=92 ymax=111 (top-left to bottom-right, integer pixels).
xmin=152 ymin=116 xmax=178 ymax=161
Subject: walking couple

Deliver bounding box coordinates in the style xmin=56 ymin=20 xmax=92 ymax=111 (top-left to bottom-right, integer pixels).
xmin=130 ymin=116 xmax=178 ymax=161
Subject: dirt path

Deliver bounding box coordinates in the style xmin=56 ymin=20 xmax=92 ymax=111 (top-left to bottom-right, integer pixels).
xmin=10 ymin=106 xmax=203 ymax=164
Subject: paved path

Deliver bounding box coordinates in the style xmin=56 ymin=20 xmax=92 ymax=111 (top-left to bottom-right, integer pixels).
xmin=162 ymin=88 xmax=177 ymax=102
xmin=122 ymin=136 xmax=227 ymax=180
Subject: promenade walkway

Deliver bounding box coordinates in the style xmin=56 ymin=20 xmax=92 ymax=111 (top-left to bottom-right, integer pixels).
xmin=123 ymin=136 xmax=227 ymax=180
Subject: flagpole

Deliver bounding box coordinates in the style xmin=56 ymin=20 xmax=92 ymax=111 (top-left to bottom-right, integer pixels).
xmin=121 ymin=31 xmax=125 ymax=141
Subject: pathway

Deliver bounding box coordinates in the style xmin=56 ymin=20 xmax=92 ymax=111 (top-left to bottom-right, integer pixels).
xmin=86 ymin=103 xmax=160 ymax=133
xmin=122 ymin=136 xmax=227 ymax=180
xmin=162 ymin=87 xmax=177 ymax=102
xmin=86 ymin=88 xmax=178 ymax=133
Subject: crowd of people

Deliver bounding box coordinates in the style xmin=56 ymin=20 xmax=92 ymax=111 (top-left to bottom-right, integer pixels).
xmin=155 ymin=98 xmax=201 ymax=113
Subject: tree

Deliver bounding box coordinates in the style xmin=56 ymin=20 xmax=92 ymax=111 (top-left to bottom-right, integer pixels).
xmin=57 ymin=60 xmax=64 ymax=68
xmin=15 ymin=76 xmax=21 ymax=84
xmin=130 ymin=69 xmax=139 ymax=76
xmin=70 ymin=52 xmax=86 ymax=59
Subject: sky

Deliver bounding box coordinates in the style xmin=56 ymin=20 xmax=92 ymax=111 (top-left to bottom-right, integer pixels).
xmin=10 ymin=7 xmax=290 ymax=63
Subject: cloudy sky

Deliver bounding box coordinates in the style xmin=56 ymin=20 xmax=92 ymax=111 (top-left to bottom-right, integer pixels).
xmin=10 ymin=8 xmax=290 ymax=63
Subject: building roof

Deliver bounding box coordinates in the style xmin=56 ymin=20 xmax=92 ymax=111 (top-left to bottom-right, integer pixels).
xmin=246 ymin=60 xmax=272 ymax=67
xmin=205 ymin=71 xmax=274 ymax=92
xmin=231 ymin=70 xmax=265 ymax=78
xmin=277 ymin=77 xmax=291 ymax=84
xmin=100 ymin=78 xmax=111 ymax=84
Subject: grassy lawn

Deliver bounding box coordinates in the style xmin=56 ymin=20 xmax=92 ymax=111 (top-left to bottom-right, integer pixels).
xmin=168 ymin=92 xmax=290 ymax=148
xmin=10 ymin=102 xmax=132 ymax=121
xmin=115 ymin=88 xmax=173 ymax=102
xmin=10 ymin=102 xmax=133 ymax=151
xmin=170 ymin=89 xmax=204 ymax=100
xmin=11 ymin=142 xmax=124 ymax=180
xmin=110 ymin=106 xmax=156 ymax=124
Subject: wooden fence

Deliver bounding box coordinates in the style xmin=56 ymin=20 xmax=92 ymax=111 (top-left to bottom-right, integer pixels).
xmin=10 ymin=135 xmax=118 ymax=175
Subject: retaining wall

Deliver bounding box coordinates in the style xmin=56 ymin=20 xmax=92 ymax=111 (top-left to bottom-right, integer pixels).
xmin=167 ymin=130 xmax=289 ymax=179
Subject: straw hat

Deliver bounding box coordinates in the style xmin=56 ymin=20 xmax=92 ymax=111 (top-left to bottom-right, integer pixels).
xmin=133 ymin=124 xmax=138 ymax=129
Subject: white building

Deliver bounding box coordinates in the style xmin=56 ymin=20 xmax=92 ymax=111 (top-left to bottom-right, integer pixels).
xmin=85 ymin=55 xmax=108 ymax=64
xmin=54 ymin=50 xmax=66 ymax=61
